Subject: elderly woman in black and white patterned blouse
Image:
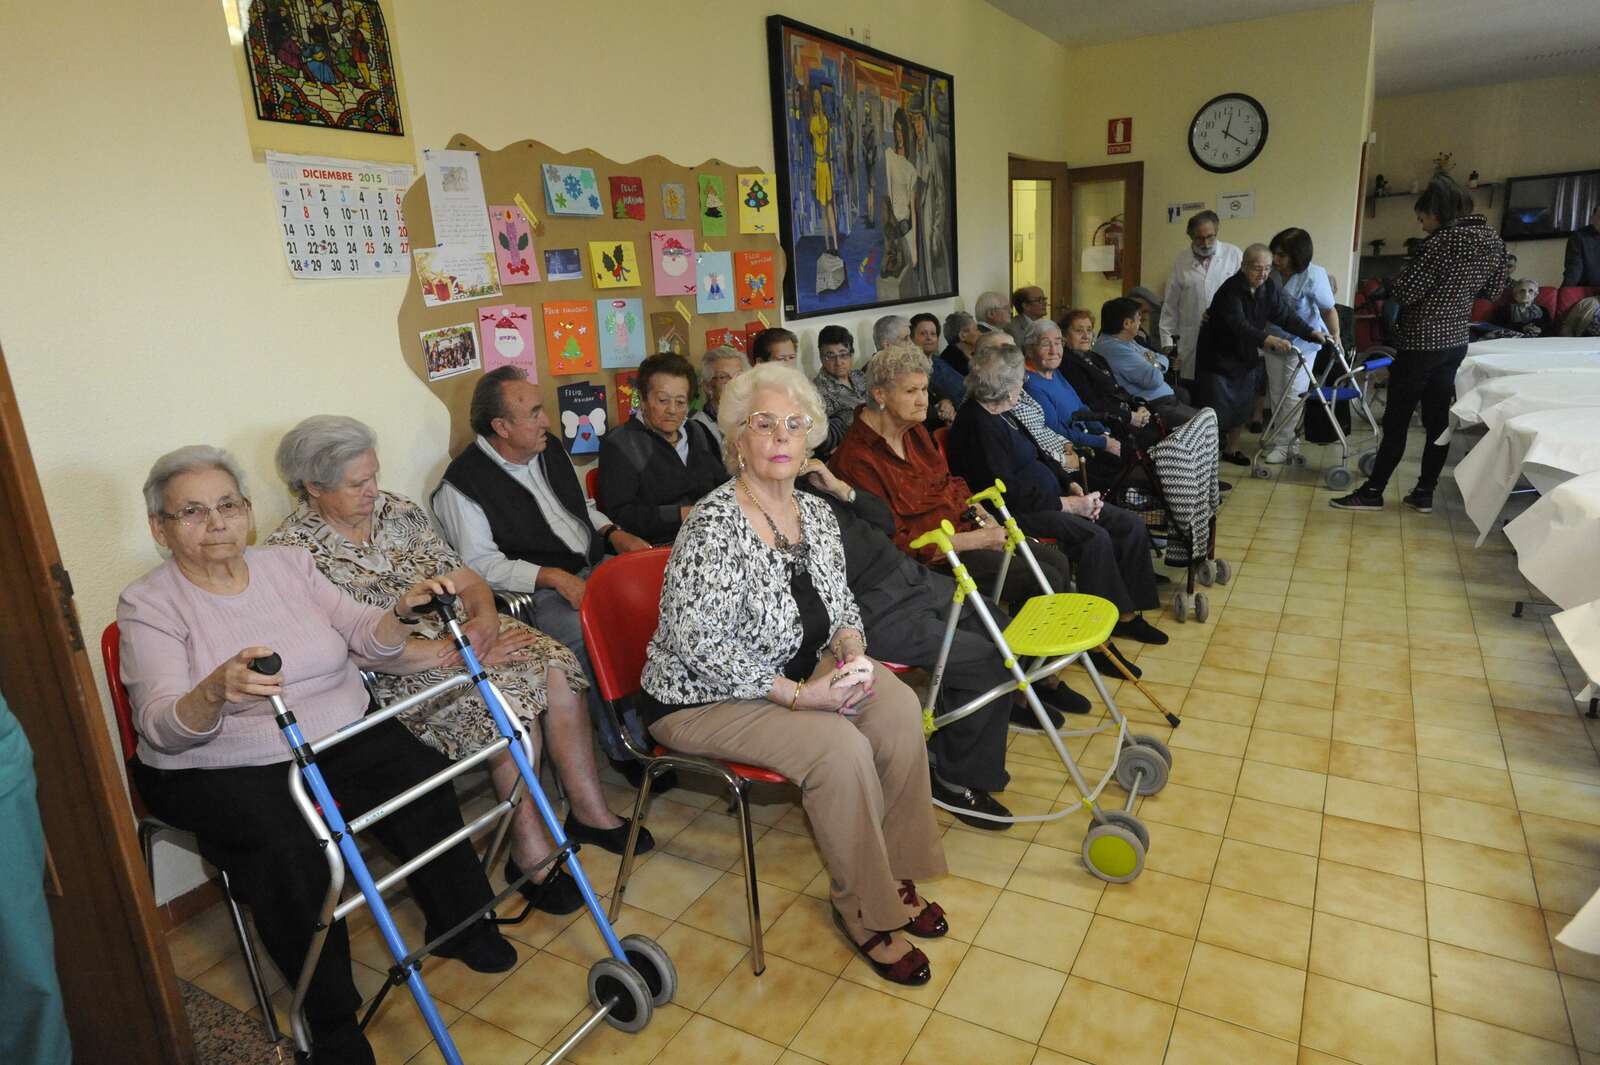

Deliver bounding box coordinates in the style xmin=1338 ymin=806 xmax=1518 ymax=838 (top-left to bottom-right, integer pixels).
xmin=638 ymin=363 xmax=948 ymax=987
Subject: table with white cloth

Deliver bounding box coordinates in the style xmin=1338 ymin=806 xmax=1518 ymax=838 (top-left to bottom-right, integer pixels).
xmin=1455 ymin=340 xmax=1600 ymax=395
xmin=1455 ymin=408 xmax=1600 ymax=542
xmin=1450 ymin=370 xmax=1600 ymax=433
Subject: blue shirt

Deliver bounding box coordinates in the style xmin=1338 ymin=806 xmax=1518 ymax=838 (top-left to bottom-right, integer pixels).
xmin=1275 ymin=264 xmax=1335 ymax=357
xmin=1093 ymin=334 xmax=1174 ymax=402
xmin=1023 ymin=370 xmax=1109 ymax=449
xmin=928 ymin=352 xmax=967 ymax=406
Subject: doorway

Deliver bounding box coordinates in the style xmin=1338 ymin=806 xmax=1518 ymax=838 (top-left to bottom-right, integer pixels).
xmin=1009 ymin=158 xmax=1145 ymax=320
xmin=1008 ymin=157 xmax=1069 ymax=319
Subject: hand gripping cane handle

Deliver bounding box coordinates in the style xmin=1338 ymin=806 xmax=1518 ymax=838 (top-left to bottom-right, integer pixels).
xmin=414 ymin=592 xmax=458 ymax=621
xmin=248 ymin=653 xmax=283 ymax=676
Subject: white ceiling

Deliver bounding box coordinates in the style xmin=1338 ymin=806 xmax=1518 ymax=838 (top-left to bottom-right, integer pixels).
xmin=985 ymin=0 xmax=1600 ymax=96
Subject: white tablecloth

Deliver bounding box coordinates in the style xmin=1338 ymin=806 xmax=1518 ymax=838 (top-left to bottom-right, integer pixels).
xmin=1451 ymin=371 xmax=1600 ymax=432
xmin=1455 ymin=408 xmax=1600 ymax=541
xmin=1505 ymin=472 xmax=1600 ymax=609
xmin=1456 ymin=342 xmax=1600 ymax=395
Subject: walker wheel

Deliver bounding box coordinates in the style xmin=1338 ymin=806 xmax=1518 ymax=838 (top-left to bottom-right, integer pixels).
xmin=589 ymin=957 xmax=654 ymax=1033
xmin=1197 ymin=560 xmax=1215 ymax=587
xmin=1358 ymin=452 xmax=1377 ymax=476
xmin=1326 ymin=466 xmax=1354 ymax=490
xmin=1116 ymin=744 xmax=1170 ymax=796
xmin=1083 ymin=823 xmax=1146 ymax=883
xmin=1124 ymin=733 xmax=1174 ymax=767
xmin=1194 ymin=594 xmax=1210 ymax=623
xmin=620 ymin=934 xmax=678 ymax=1007
xmin=1251 ymin=466 xmax=1272 ymax=479
xmin=1292 ymin=452 xmax=1309 ymax=466
xmin=1213 ymin=559 xmax=1231 ymax=585
xmin=1171 ymin=594 xmax=1188 ymax=623
xmin=1098 ymin=809 xmax=1150 ymax=851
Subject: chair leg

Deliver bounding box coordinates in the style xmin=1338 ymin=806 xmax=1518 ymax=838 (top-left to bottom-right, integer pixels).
xmin=219 ymin=869 xmax=281 ymax=1044
xmin=731 ymin=780 xmax=765 ymax=976
xmin=608 ymin=765 xmax=657 ymax=922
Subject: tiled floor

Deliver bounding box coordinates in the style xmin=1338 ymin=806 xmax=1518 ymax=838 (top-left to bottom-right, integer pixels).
xmin=167 ymin=428 xmax=1600 ymax=1064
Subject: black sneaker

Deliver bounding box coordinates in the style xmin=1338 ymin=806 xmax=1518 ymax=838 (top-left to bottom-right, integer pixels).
xmin=1037 ymin=681 xmax=1091 ymax=715
xmin=1090 ymin=647 xmax=1142 ymax=679
xmin=1329 ymin=487 xmax=1384 ymax=511
xmin=1403 ymin=488 xmax=1434 ymax=513
xmin=432 ymin=918 xmax=517 ymax=973
xmin=930 ymin=776 xmax=1013 ymax=830
xmin=564 ymin=812 xmax=655 ymax=856
xmin=1010 ymin=701 xmax=1066 ymax=733
xmin=505 ymin=857 xmax=586 ymax=915
xmin=1113 ymin=615 xmax=1170 ymax=646
xmin=1218 ymin=480 xmax=1234 ymax=492
xmin=308 ymin=1016 xmax=377 ymax=1065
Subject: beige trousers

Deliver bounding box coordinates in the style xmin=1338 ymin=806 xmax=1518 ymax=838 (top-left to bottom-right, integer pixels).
xmin=649 ymin=659 xmax=947 ymax=931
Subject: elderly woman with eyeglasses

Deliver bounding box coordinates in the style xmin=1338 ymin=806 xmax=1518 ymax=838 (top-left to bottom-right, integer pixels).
xmin=597 ymin=351 xmax=729 ymax=545
xmin=640 ymin=362 xmax=947 ymax=987
xmin=119 ymin=446 xmax=514 ymax=1065
xmin=811 ymin=323 xmax=869 ymax=455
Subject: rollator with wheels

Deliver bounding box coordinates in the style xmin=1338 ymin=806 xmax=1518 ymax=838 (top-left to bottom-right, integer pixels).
xmin=1252 ymin=337 xmax=1394 ymax=490
xmin=260 ymin=593 xmax=675 ymax=1064
xmin=908 ymin=481 xmax=1178 ymax=883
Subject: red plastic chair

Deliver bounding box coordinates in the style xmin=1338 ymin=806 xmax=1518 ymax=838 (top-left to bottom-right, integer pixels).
xmin=101 ymin=623 xmax=280 ymax=1040
xmin=585 ymin=466 xmax=600 ymax=501
xmin=578 ymin=548 xmax=789 ymax=975
xmin=932 ymin=425 xmax=951 ymax=464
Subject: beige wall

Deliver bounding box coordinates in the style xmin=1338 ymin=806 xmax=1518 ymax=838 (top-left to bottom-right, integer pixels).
xmin=1062 ymin=2 xmax=1376 ymax=306
xmin=0 ymin=0 xmax=1069 ymax=899
xmin=1366 ymin=72 xmax=1600 ymax=286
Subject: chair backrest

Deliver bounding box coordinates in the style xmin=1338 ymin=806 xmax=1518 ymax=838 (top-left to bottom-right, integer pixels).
xmin=585 ymin=466 xmax=599 ymax=500
xmin=933 ymin=425 xmax=951 ymax=464
xmin=579 ymin=547 xmax=671 ymax=703
xmin=99 ymin=621 xmax=139 ymax=763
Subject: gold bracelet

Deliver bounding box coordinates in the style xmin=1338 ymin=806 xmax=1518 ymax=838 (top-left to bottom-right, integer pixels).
xmin=787 ymin=678 xmax=802 ymax=712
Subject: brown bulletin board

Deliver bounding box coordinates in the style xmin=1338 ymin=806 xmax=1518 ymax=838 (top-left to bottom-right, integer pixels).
xmin=396 ymin=135 xmax=785 ymax=456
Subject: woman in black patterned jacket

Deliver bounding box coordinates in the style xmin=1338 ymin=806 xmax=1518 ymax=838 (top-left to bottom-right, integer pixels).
xmin=638 ymin=362 xmax=947 ymax=987
xmin=1332 ymin=174 xmax=1509 ymax=514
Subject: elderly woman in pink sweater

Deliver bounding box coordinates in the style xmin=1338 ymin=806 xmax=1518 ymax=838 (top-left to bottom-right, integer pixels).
xmin=118 ymin=445 xmax=510 ymax=1065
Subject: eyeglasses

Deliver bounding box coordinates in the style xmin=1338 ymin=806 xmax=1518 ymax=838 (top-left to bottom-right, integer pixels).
xmin=159 ymin=498 xmax=250 ymax=527
xmin=745 ymin=411 xmax=815 ymax=436
xmin=820 ymin=349 xmax=853 ymax=361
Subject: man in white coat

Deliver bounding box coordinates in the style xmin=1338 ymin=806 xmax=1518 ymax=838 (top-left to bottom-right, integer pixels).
xmin=1159 ymin=210 xmax=1243 ymax=383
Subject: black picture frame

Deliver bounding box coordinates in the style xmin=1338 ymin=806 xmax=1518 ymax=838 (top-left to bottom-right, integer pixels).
xmin=766 ymin=15 xmax=958 ymax=319
xmin=1187 ymin=93 xmax=1268 ymax=175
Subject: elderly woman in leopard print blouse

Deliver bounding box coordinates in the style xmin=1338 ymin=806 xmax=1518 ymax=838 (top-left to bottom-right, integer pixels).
xmin=268 ymin=416 xmax=650 ymax=917
xmin=638 ymin=363 xmax=948 ymax=988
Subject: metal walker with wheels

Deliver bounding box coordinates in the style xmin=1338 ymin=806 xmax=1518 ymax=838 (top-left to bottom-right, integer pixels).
xmin=260 ymin=593 xmax=675 ymax=1064
xmin=1252 ymin=338 xmax=1394 ymax=489
xmin=908 ymin=481 xmax=1179 ymax=883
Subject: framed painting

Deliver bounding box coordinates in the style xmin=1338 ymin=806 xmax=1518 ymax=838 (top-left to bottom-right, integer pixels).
xmin=241 ymin=0 xmax=404 ymax=135
xmin=766 ymin=15 xmax=957 ymax=319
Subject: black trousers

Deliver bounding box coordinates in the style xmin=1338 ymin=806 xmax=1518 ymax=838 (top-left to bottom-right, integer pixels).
xmin=132 ymin=719 xmax=494 ymax=1028
xmin=1016 ymin=504 xmax=1159 ymax=615
xmin=959 ymin=542 xmax=1073 ymax=605
xmin=1365 ymin=344 xmax=1467 ymax=494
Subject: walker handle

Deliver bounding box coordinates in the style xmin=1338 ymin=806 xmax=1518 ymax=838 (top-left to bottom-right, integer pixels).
xmin=909 ymin=519 xmax=957 ymax=555
xmin=248 ymin=653 xmax=282 ymax=676
xmin=414 ymin=593 xmax=458 ymax=621
xmin=965 ymin=479 xmax=1009 ymax=509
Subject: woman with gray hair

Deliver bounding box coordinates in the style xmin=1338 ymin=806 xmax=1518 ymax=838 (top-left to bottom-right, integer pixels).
xmin=268 ymin=416 xmax=648 ymax=918
xmin=927 ymin=310 xmax=976 ymax=413
xmin=119 ymin=444 xmax=514 ymax=1063
xmin=641 ymin=362 xmax=947 ymax=986
xmin=948 ymin=346 xmax=1168 ymax=647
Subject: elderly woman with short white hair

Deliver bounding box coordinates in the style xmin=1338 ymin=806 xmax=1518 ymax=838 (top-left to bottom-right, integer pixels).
xmin=640 ymin=362 xmax=948 ymax=987
xmin=268 ymin=416 xmax=649 ymax=917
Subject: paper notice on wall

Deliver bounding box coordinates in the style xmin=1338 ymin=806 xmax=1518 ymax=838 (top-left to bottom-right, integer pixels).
xmin=1166 ymin=200 xmax=1207 ymax=224
xmin=1218 ymin=192 xmax=1255 ymax=220
xmin=423 ymin=148 xmax=496 ymax=257
xmin=266 ymin=151 xmax=413 ymax=278
xmin=1081 ymin=244 xmax=1117 ymax=273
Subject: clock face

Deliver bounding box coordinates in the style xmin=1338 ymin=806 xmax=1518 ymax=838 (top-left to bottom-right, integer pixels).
xmin=1189 ymin=93 xmax=1269 ymax=173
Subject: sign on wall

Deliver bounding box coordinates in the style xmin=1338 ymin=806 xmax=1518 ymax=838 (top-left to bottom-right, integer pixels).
xmin=1107 ymin=117 xmax=1133 ymax=155
xmin=1218 ymin=191 xmax=1255 ymax=220
xmin=267 ymin=151 xmax=413 ymax=277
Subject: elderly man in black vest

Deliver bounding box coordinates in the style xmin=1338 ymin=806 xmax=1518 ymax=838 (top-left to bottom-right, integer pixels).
xmin=433 ymin=366 xmax=659 ymax=782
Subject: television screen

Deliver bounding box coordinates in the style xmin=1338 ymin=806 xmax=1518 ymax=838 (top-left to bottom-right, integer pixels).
xmin=1501 ymin=168 xmax=1600 ymax=240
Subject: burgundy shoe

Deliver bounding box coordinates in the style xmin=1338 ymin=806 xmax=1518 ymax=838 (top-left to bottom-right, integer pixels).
xmin=831 ymin=907 xmax=931 ymax=986
xmin=898 ymin=880 xmax=949 ymax=938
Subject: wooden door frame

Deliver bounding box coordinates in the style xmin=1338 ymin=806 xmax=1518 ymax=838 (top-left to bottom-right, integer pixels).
xmin=0 ymin=344 xmax=194 ymax=1064
xmin=1008 ymin=156 xmax=1071 ymax=319
xmin=1064 ymin=161 xmax=1146 ymax=308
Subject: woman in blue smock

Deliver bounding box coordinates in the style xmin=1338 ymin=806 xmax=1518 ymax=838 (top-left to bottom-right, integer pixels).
xmin=1264 ymin=227 xmax=1340 ymax=463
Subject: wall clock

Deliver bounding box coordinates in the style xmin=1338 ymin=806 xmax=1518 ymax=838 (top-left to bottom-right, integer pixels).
xmin=1188 ymin=93 xmax=1268 ymax=173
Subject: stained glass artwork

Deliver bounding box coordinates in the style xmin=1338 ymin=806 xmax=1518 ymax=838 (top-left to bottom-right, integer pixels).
xmin=242 ymin=1 xmax=404 ymax=136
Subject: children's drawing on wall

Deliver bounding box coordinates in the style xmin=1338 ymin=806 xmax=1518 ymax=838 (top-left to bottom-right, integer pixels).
xmin=542 ymin=163 xmax=604 ymax=216
xmin=489 ymin=204 xmax=539 ymax=282
xmin=609 ymin=175 xmax=646 ymax=220
xmin=650 ymin=312 xmax=686 ymax=355
xmin=414 ymin=246 xmax=500 ymax=306
xmin=768 ymin=16 xmax=957 ymax=317
xmin=557 ymin=381 xmax=608 ymax=454
xmin=698 ymin=174 xmax=726 ymax=237
xmin=662 ymin=182 xmax=688 ymax=221
xmin=542 ymin=300 xmax=600 ymax=375
xmin=597 ymin=297 xmax=645 ymax=368
xmin=696 ymin=250 xmax=734 ymax=314
xmin=420 ymin=322 xmax=479 ymax=380
xmin=241 ymin=0 xmax=404 ymax=135
xmin=735 ymin=249 xmax=776 ymax=309
xmin=478 ymin=304 xmax=536 ymax=374
xmin=590 ymin=241 xmax=638 ymax=289
xmin=615 ymin=370 xmax=641 ymax=424
xmin=651 ymin=230 xmax=696 ymax=296
xmin=738 ymin=173 xmax=776 ymax=234
xmin=543 ymin=247 xmax=583 ymax=281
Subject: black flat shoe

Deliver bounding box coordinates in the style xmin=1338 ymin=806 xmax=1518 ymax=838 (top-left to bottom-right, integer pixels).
xmin=1113 ymin=615 xmax=1170 ymax=645
xmin=610 ymin=756 xmax=678 ymax=795
xmin=1218 ymin=480 xmax=1234 ymax=492
xmin=831 ymin=907 xmax=931 ymax=986
xmin=1090 ymin=646 xmax=1142 ymax=679
xmin=309 ymin=1017 xmax=376 ymax=1065
xmin=1221 ymin=451 xmax=1251 ymax=466
xmin=1037 ymin=682 xmax=1091 ymax=715
xmin=564 ymin=812 xmax=655 ymax=856
xmin=1010 ymin=701 xmax=1066 ymax=733
xmin=931 ymin=775 xmax=1012 ymax=830
xmin=431 ymin=919 xmax=517 ymax=973
xmin=505 ymin=857 xmax=586 ymax=915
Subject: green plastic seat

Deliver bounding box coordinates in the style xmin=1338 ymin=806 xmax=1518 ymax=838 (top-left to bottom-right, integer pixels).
xmin=1002 ymin=593 xmax=1119 ymax=658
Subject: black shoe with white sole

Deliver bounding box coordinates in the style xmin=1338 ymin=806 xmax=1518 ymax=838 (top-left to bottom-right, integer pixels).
xmin=1330 ymin=486 xmax=1385 ymax=511
xmin=930 ymin=776 xmax=1013 ymax=830
xmin=1403 ymin=489 xmax=1434 ymax=513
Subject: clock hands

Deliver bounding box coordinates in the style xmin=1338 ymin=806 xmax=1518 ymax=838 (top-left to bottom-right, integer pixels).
xmin=1222 ymin=128 xmax=1247 ymax=145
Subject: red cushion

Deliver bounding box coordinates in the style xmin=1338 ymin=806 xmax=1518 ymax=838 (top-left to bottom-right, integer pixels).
xmin=1556 ymin=286 xmax=1600 ymax=319
xmin=1536 ymin=287 xmax=1561 ymax=319
xmin=1470 ymin=299 xmax=1495 ymax=321
xmin=650 ymin=745 xmax=788 ymax=785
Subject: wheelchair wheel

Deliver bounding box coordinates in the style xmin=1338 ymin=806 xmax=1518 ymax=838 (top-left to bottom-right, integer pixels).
xmin=1083 ymin=823 xmax=1145 ymax=884
xmin=589 ymin=958 xmax=653 ymax=1033
xmin=621 ymin=934 xmax=678 ymax=1007
xmin=1116 ymin=744 xmax=1170 ymax=796
xmin=1213 ymin=559 xmax=1231 ymax=585
xmin=1194 ymin=594 xmax=1210 ymax=622
xmin=1196 ymin=560 xmax=1215 ymax=587
xmin=1098 ymin=809 xmax=1149 ymax=851
xmin=1251 ymin=465 xmax=1272 ymax=479
xmin=1171 ymin=594 xmax=1188 ymax=623
xmin=1358 ymin=452 xmax=1377 ymax=476
xmin=1326 ymin=466 xmax=1353 ymax=490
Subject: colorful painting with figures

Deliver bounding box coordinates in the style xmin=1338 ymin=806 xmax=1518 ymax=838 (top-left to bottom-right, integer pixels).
xmin=241 ymin=0 xmax=403 ymax=135
xmin=767 ymin=16 xmax=957 ymax=318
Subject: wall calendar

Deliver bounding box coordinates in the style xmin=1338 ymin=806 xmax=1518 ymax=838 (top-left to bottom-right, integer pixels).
xmin=267 ymin=151 xmax=414 ymax=278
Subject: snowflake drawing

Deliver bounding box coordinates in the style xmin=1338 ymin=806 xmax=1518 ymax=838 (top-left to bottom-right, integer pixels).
xmin=587 ymin=193 xmax=601 ymax=211
xmin=579 ymin=170 xmax=596 ymax=190
xmin=554 ymin=193 xmax=569 ymax=209
xmin=563 ymin=174 xmax=583 ymax=199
